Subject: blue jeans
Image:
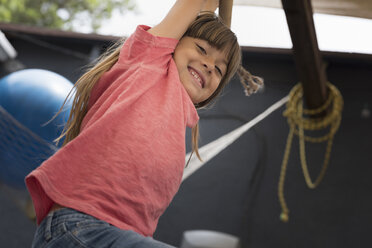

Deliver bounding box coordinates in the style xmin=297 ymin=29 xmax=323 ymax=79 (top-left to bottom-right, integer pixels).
xmin=31 ymin=208 xmax=176 ymax=248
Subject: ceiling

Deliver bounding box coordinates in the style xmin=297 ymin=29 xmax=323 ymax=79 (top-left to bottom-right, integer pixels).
xmin=234 ymin=0 xmax=372 ymax=20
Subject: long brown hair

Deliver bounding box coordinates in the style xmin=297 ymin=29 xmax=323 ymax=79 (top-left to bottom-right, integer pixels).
xmin=55 ymin=38 xmax=125 ymax=146
xmin=56 ymin=12 xmax=262 ymax=162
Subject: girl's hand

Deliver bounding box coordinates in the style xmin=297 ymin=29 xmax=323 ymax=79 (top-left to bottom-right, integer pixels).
xmin=201 ymin=0 xmax=219 ymax=13
xmin=148 ymin=0 xmax=215 ymax=40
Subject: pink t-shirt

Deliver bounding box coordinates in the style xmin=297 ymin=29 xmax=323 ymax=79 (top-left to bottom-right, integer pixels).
xmin=25 ymin=25 xmax=199 ymax=237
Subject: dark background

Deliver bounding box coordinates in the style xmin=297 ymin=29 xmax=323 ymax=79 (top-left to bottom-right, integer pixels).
xmin=1 ymin=23 xmax=371 ymax=247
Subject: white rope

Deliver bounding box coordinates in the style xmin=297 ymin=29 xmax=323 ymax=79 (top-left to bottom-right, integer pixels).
xmin=182 ymin=95 xmax=289 ymax=182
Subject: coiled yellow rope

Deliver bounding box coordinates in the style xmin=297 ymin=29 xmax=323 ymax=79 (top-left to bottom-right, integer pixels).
xmin=278 ymin=82 xmax=343 ymax=222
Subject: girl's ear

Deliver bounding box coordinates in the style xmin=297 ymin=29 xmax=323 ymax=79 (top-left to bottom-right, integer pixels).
xmin=148 ymin=0 xmax=214 ymax=40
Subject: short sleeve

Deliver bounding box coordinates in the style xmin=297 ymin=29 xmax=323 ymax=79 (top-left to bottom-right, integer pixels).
xmin=117 ymin=25 xmax=179 ymax=67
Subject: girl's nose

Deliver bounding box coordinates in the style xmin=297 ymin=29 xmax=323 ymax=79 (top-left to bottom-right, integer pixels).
xmin=203 ymin=58 xmax=214 ymax=74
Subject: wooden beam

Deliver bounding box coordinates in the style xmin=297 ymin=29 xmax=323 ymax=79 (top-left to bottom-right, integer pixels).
xmin=281 ymin=0 xmax=328 ymax=110
xmin=219 ymin=0 xmax=233 ymax=27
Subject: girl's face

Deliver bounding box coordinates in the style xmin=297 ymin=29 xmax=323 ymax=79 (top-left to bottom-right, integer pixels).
xmin=173 ymin=37 xmax=228 ymax=104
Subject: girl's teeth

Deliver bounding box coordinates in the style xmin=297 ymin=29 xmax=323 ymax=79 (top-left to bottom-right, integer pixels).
xmin=191 ymin=71 xmax=201 ymax=83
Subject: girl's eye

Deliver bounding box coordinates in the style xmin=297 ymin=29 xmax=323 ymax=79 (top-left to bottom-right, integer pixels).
xmin=196 ymin=44 xmax=207 ymax=54
xmin=215 ymin=66 xmax=222 ymax=76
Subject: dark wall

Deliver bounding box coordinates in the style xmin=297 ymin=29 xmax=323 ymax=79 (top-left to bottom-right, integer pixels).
xmin=1 ymin=31 xmax=371 ymax=247
xmin=155 ymin=51 xmax=372 ymax=247
xmin=0 ymin=32 xmax=111 ymax=81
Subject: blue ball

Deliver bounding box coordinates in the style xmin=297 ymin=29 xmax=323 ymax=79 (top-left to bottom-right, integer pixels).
xmin=0 ymin=69 xmax=74 ymax=188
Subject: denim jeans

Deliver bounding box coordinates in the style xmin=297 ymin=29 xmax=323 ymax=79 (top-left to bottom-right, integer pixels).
xmin=31 ymin=208 xmax=176 ymax=248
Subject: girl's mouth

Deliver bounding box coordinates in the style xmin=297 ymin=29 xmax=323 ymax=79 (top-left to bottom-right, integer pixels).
xmin=188 ymin=67 xmax=205 ymax=88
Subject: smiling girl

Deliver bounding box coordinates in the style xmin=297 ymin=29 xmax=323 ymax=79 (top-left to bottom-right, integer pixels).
xmin=26 ymin=0 xmax=261 ymax=247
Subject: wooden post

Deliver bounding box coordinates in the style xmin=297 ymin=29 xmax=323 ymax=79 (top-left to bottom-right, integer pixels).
xmin=281 ymin=0 xmax=328 ymax=110
xmin=219 ymin=0 xmax=234 ymax=27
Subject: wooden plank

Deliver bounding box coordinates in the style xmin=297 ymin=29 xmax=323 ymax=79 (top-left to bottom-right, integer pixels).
xmin=281 ymin=0 xmax=328 ymax=110
xmin=235 ymin=0 xmax=372 ymax=20
xmin=219 ymin=0 xmax=234 ymax=27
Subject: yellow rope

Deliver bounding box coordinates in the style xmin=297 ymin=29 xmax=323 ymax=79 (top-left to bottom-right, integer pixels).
xmin=278 ymin=82 xmax=343 ymax=222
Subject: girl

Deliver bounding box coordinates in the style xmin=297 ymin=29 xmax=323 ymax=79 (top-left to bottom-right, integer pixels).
xmin=26 ymin=0 xmax=262 ymax=247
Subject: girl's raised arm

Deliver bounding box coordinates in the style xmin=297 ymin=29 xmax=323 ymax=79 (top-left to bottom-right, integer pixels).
xmin=148 ymin=0 xmax=218 ymax=40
